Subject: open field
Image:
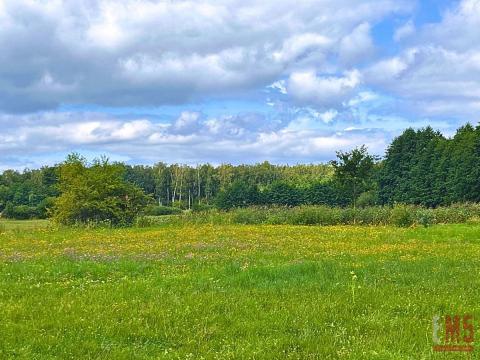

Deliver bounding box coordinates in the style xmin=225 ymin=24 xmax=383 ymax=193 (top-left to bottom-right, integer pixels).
xmin=0 ymin=219 xmax=50 ymax=231
xmin=0 ymin=222 xmax=479 ymax=358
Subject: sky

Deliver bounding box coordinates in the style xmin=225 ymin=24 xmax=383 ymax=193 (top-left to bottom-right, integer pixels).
xmin=1 ymin=0 xmax=479 ymax=170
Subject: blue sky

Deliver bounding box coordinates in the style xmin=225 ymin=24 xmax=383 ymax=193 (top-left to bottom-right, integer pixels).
xmin=0 ymin=0 xmax=478 ymax=169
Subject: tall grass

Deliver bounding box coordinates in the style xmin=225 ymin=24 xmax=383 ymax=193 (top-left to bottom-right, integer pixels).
xmin=137 ymin=203 xmax=480 ymax=227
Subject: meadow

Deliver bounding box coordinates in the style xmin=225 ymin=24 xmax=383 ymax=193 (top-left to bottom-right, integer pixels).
xmin=0 ymin=220 xmax=479 ymax=359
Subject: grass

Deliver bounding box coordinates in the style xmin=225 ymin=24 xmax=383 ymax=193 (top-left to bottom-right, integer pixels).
xmin=137 ymin=204 xmax=480 ymax=227
xmin=0 ymin=221 xmax=479 ymax=358
xmin=0 ymin=218 xmax=50 ymax=231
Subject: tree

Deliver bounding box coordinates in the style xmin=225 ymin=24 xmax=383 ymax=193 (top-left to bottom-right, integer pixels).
xmin=408 ymin=127 xmax=445 ymax=206
xmin=331 ymin=146 xmax=377 ymax=209
xmin=447 ymin=124 xmax=480 ymax=203
xmin=263 ymin=182 xmax=302 ymax=207
xmin=215 ymin=181 xmax=260 ymax=210
xmin=378 ymin=128 xmax=418 ymax=204
xmin=52 ymin=154 xmax=150 ymax=226
xmin=305 ymin=181 xmax=348 ymax=206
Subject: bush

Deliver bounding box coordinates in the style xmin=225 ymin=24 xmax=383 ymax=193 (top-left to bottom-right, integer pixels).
xmin=135 ymin=215 xmax=178 ymax=227
xmin=170 ymin=200 xmax=187 ymax=210
xmin=2 ymin=202 xmax=38 ymax=220
xmin=215 ymin=181 xmax=260 ymax=210
xmin=192 ymin=203 xmax=214 ymax=212
xmin=289 ymin=207 xmax=326 ymax=225
xmin=52 ymin=156 xmax=150 ymax=226
xmin=142 ymin=205 xmax=182 ymax=216
xmin=305 ymin=182 xmax=347 ymax=206
xmin=390 ymin=204 xmax=415 ymax=227
xmin=263 ymin=182 xmax=302 ymax=207
xmin=37 ymin=197 xmax=56 ymax=219
xmin=416 ymin=209 xmax=434 ymax=227
xmin=151 ymin=204 xmax=480 ymax=227
xmin=355 ymin=206 xmax=391 ymax=225
xmin=232 ymin=208 xmax=268 ymax=224
xmin=466 ymin=216 xmax=480 ymax=225
xmin=356 ymin=191 xmax=379 ymax=208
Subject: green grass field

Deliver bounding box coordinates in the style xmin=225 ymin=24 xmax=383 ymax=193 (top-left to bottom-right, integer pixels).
xmin=0 ymin=222 xmax=479 ymax=359
xmin=0 ymin=218 xmax=50 ymax=231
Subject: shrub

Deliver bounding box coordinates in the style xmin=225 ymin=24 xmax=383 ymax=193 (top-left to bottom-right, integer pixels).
xmin=355 ymin=206 xmax=391 ymax=225
xmin=390 ymin=204 xmax=415 ymax=227
xmin=170 ymin=200 xmax=187 ymax=210
xmin=289 ymin=207 xmax=325 ymax=225
xmin=263 ymin=182 xmax=302 ymax=207
xmin=215 ymin=181 xmax=260 ymax=210
xmin=37 ymin=197 xmax=56 ymax=219
xmin=142 ymin=205 xmax=182 ymax=216
xmin=52 ymin=155 xmax=150 ymax=226
xmin=356 ymin=191 xmax=379 ymax=208
xmin=305 ymin=182 xmax=347 ymax=206
xmin=416 ymin=209 xmax=434 ymax=227
xmin=153 ymin=204 xmax=480 ymax=227
xmin=466 ymin=216 xmax=480 ymax=225
xmin=264 ymin=208 xmax=290 ymax=225
xmin=192 ymin=203 xmax=214 ymax=212
xmin=232 ymin=208 xmax=268 ymax=224
xmin=135 ymin=215 xmax=180 ymax=227
xmin=2 ymin=202 xmax=38 ymax=220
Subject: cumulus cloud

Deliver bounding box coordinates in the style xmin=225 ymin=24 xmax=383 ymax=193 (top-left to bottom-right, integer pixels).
xmin=0 ymin=0 xmax=412 ymax=112
xmin=338 ymin=23 xmax=375 ymax=65
xmin=171 ymin=112 xmax=202 ymax=135
xmin=393 ymin=20 xmax=415 ymax=42
xmin=0 ymin=109 xmax=393 ymax=167
xmin=3 ymin=0 xmax=479 ymax=168
xmin=287 ymin=69 xmax=362 ymax=109
xmin=367 ymin=0 xmax=480 ymax=118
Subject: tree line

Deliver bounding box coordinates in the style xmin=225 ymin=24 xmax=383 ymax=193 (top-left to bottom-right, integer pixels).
xmin=0 ymin=123 xmax=479 ymax=223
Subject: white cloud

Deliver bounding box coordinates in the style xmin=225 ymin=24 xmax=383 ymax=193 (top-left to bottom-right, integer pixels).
xmin=268 ymin=80 xmax=287 ymax=95
xmin=272 ymin=33 xmax=332 ymax=65
xmin=338 ymin=23 xmax=374 ymax=64
xmin=365 ymin=0 xmax=480 ymax=118
xmin=287 ymin=69 xmax=362 ymax=109
xmin=5 ymin=0 xmax=480 ymax=167
xmin=0 ymin=110 xmax=394 ymax=167
xmin=171 ymin=111 xmax=202 ymax=135
xmin=393 ymin=20 xmax=415 ymax=42
xmin=347 ymin=91 xmax=378 ymax=107
xmin=0 ymin=0 xmax=412 ymax=112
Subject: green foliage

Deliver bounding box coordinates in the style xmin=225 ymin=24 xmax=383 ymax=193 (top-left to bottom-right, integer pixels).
xmin=215 ymin=181 xmax=260 ymax=209
xmin=416 ymin=209 xmax=433 ymax=227
xmin=356 ymin=190 xmax=379 ymax=208
xmin=191 ymin=202 xmax=214 ymax=212
xmin=231 ymin=207 xmax=268 ymax=224
xmin=1 ymin=123 xmax=479 ymax=220
xmin=331 ymin=145 xmax=378 ymax=208
xmin=134 ymin=215 xmax=178 ymax=227
xmin=263 ymin=182 xmax=302 ymax=206
xmin=36 ymin=196 xmax=56 ymax=218
xmin=52 ymin=155 xmax=150 ymax=226
xmin=142 ymin=205 xmax=182 ymax=216
xmin=155 ymin=204 xmax=480 ymax=227
xmin=379 ymin=124 xmax=480 ymax=206
xmin=170 ymin=200 xmax=186 ymax=209
xmin=2 ymin=203 xmax=38 ymax=220
xmin=305 ymin=182 xmax=346 ymax=206
xmin=0 ymin=166 xmax=58 ymax=219
xmin=390 ymin=204 xmax=415 ymax=227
